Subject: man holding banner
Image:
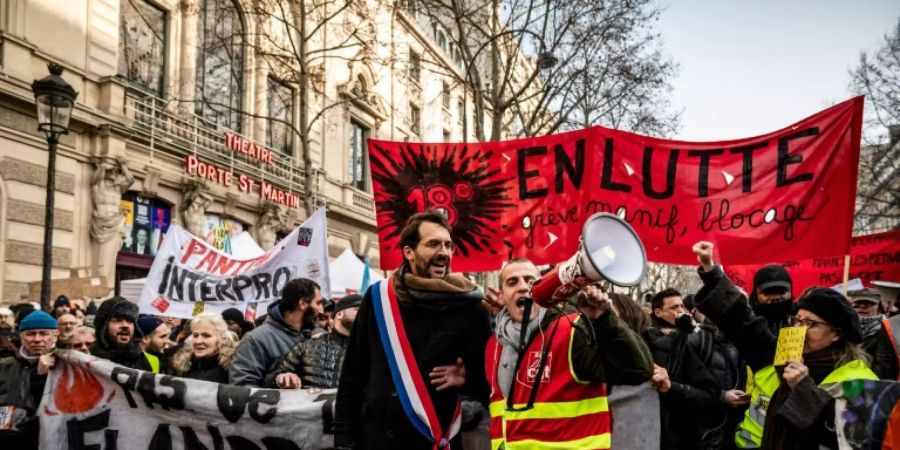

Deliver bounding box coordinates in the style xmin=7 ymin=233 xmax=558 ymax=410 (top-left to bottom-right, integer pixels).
xmin=229 ymin=278 xmax=322 ymax=387
xmin=334 ymin=210 xmax=491 ymax=450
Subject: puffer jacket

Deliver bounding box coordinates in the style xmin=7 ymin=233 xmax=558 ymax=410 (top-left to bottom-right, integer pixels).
xmin=228 ymin=300 xmax=305 ymax=386
xmin=0 ymin=350 xmax=47 ymax=449
xmin=265 ymin=330 xmax=349 ymax=389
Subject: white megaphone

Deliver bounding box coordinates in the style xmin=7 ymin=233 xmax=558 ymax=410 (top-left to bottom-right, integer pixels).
xmin=530 ymin=212 xmax=647 ymax=308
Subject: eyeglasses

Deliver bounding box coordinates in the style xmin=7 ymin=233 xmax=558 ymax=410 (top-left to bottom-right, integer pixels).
xmin=419 ymin=240 xmax=454 ymax=251
xmin=791 ymin=317 xmax=832 ymax=330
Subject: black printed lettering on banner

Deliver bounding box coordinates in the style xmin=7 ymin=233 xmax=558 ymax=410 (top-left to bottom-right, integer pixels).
xmin=729 ymin=141 xmax=768 ymax=193
xmin=149 ymin=424 xmax=173 ymax=450
xmin=217 ymin=384 xmax=251 ymax=423
xmin=686 ymin=149 xmax=725 ymax=197
xmin=234 ymin=276 xmax=254 ymax=302
xmin=777 ymin=127 xmax=817 ymax=186
xmin=179 ymin=426 xmax=223 ymax=450
xmin=252 ymin=272 xmax=273 ymax=300
xmin=584 ymin=201 xmax=683 ymax=244
xmin=66 ymin=409 xmax=118 ymax=450
xmin=600 ymin=138 xmax=631 ymax=192
xmin=554 ymin=139 xmax=585 ymax=193
xmin=249 ymin=390 xmax=280 ymax=423
xmin=518 ymin=146 xmax=548 ymax=199
xmin=642 ymin=147 xmax=678 ymax=199
xmin=699 ymin=198 xmax=813 ymax=240
xmin=110 ymin=367 xmax=186 ymax=410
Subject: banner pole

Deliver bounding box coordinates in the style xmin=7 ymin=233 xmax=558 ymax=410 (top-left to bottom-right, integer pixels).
xmin=842 ymin=254 xmax=851 ymax=296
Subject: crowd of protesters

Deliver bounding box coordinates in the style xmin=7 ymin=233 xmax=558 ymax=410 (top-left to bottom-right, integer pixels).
xmin=0 ymin=210 xmax=898 ymax=450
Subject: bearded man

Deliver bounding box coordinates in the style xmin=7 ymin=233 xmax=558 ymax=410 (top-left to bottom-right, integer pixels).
xmin=91 ymin=297 xmax=154 ymax=371
xmin=334 ymin=210 xmax=491 ymax=450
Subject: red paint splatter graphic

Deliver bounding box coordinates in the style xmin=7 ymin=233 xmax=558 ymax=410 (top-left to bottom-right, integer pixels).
xmin=54 ymin=364 xmax=104 ymax=413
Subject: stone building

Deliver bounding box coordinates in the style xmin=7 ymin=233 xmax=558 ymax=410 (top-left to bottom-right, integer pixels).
xmin=0 ymin=0 xmax=531 ymax=303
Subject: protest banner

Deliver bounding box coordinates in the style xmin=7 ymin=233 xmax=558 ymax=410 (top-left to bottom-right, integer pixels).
xmin=40 ymin=350 xmax=332 ymax=450
xmin=370 ymin=97 xmax=863 ymax=271
xmin=138 ymin=208 xmax=331 ymax=320
xmin=724 ymin=229 xmax=900 ymax=295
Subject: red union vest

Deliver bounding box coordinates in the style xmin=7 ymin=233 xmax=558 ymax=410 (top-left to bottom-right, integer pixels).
xmin=485 ymin=314 xmax=611 ymax=450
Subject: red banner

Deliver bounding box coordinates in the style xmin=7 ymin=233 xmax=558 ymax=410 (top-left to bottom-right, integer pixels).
xmin=724 ymin=230 xmax=900 ymax=294
xmin=369 ymin=97 xmax=864 ymax=271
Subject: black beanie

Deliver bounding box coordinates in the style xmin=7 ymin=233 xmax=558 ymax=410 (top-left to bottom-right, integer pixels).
xmin=796 ymin=288 xmax=862 ymax=344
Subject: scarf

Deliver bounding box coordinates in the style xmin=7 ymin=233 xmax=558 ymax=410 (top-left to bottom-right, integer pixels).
xmin=494 ymin=308 xmax=547 ymax=398
xmin=858 ymin=314 xmax=884 ymax=340
xmin=393 ymin=264 xmax=483 ymax=307
xmin=752 ymin=300 xmax=793 ymax=333
xmin=18 ymin=346 xmax=40 ymax=362
xmin=761 ymin=343 xmax=842 ymax=450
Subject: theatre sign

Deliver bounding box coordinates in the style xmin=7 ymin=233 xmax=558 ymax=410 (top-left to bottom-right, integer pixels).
xmin=183 ymin=132 xmax=301 ymax=208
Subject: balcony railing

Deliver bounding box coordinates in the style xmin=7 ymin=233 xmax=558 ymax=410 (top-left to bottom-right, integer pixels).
xmin=124 ymin=94 xmax=306 ymax=196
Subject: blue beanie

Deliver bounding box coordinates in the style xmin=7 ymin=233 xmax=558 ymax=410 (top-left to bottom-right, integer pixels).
xmin=136 ymin=315 xmax=163 ymax=338
xmin=19 ymin=310 xmax=57 ymax=331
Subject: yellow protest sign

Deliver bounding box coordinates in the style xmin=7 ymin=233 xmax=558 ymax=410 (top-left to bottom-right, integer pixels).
xmin=773 ymin=326 xmax=806 ymax=366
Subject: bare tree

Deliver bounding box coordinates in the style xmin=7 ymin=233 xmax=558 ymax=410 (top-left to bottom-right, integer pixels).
xmin=407 ymin=0 xmax=678 ymax=141
xmin=188 ymin=0 xmax=379 ymax=216
xmin=849 ymin=17 xmax=900 ymax=232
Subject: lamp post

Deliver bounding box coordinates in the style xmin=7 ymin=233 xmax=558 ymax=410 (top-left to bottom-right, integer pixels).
xmin=32 ymin=63 xmax=78 ymax=312
xmin=462 ymin=29 xmax=557 ymax=142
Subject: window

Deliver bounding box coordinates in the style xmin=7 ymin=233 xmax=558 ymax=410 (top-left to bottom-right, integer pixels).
xmin=266 ymin=78 xmax=294 ymax=155
xmin=443 ymin=129 xmax=451 ymax=142
xmin=120 ymin=192 xmax=171 ymax=256
xmin=118 ymin=0 xmax=166 ymax=95
xmin=442 ymin=82 xmax=451 ymax=110
xmin=349 ymin=121 xmax=370 ymax=191
xmin=409 ymin=103 xmax=421 ymax=135
xmin=196 ymin=0 xmax=244 ymax=131
xmin=409 ymin=51 xmax=421 ymax=84
xmin=458 ymin=98 xmax=465 ymax=124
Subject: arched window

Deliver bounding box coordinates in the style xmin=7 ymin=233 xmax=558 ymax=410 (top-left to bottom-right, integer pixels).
xmin=196 ymin=0 xmax=245 ymax=131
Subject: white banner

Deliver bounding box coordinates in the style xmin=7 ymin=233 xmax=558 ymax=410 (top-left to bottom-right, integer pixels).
xmin=138 ymin=208 xmax=331 ymax=320
xmin=40 ymin=350 xmax=333 ymax=450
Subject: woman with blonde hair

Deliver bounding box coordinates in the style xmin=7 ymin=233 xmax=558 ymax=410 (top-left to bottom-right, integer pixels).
xmin=169 ymin=313 xmax=236 ymax=383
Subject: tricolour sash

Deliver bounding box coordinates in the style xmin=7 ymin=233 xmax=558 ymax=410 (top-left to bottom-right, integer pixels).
xmin=371 ymin=278 xmax=462 ymax=449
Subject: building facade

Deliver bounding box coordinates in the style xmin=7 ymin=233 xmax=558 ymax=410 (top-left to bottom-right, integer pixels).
xmin=0 ymin=0 xmax=517 ymax=303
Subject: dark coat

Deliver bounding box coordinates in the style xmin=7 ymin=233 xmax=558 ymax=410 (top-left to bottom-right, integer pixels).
xmin=333 ymin=281 xmax=492 ymax=450
xmin=863 ymin=324 xmax=899 ymax=380
xmin=265 ymin=330 xmax=349 ymax=389
xmin=181 ymin=354 xmax=229 ymax=383
xmin=694 ymin=265 xmax=852 ymax=450
xmin=646 ymin=324 xmax=724 ymax=450
xmin=228 ymin=300 xmax=305 ymax=387
xmin=0 ymin=352 xmax=48 ymax=449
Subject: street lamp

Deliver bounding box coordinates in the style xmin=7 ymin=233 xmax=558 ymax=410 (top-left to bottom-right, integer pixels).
xmin=32 ymin=63 xmax=78 ymax=312
xmin=462 ymin=29 xmax=557 ymax=142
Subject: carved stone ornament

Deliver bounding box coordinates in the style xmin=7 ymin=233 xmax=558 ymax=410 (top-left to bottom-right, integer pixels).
xmin=141 ymin=165 xmax=162 ymax=198
xmin=181 ymin=180 xmax=214 ymax=237
xmin=255 ymin=203 xmax=288 ymax=251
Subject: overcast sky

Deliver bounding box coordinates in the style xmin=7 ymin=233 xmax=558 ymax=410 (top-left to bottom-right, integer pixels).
xmin=656 ymin=0 xmax=899 ymax=141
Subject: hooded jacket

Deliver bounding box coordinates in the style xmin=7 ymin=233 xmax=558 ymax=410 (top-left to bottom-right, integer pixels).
xmin=90 ymin=297 xmax=152 ymax=372
xmin=228 ymin=300 xmax=305 ymax=387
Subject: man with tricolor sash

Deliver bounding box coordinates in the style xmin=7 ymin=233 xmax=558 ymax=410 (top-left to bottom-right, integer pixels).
xmin=485 ymin=258 xmax=654 ymax=450
xmin=335 ymin=210 xmax=492 ymax=450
